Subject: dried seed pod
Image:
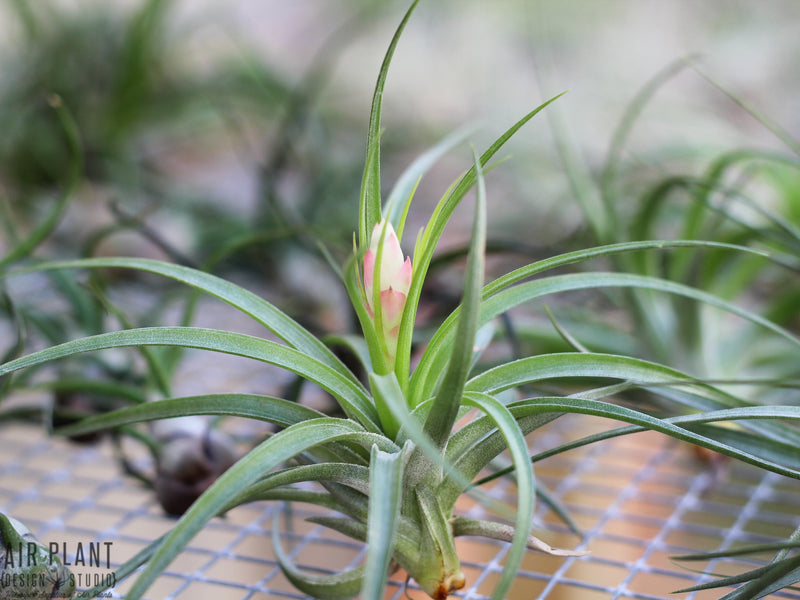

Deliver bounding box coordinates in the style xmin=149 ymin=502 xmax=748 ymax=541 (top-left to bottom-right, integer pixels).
xmin=153 ymin=428 xmax=238 ymax=516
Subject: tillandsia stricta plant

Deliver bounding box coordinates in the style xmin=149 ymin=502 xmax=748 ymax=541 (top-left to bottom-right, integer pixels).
xmin=3 ymin=2 xmax=800 ymax=599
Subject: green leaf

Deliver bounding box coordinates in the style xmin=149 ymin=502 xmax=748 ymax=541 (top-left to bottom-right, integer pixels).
xmin=450 ymin=517 xmax=586 ymax=556
xmin=242 ymin=488 xmax=355 ymax=513
xmin=693 ymin=65 xmax=800 ymax=156
xmin=410 ymin=239 xmax=768 ymax=406
xmin=466 ymin=351 xmax=727 ymax=402
xmin=361 ymin=445 xmax=404 ymax=600
xmin=477 ymin=404 xmax=800 ymax=489
xmin=682 ymin=422 xmax=800 ymax=471
xmin=484 ymin=240 xmax=767 ymax=298
xmin=439 ymin=409 xmax=560 ymax=509
xmin=0 ymin=326 xmax=381 ymax=431
xmin=600 ymin=57 xmax=693 ymax=236
xmin=416 ymin=270 xmax=799 ymax=405
xmin=0 ymin=96 xmax=82 ymax=270
xmin=2 ymin=258 xmax=358 ymax=382
xmin=461 ymin=392 xmax=535 ymax=600
xmin=675 ymin=541 xmax=800 ymax=561
xmin=85 ymin=277 xmax=172 ymax=397
xmin=413 ymin=487 xmax=465 ymax=599
xmin=465 ymin=351 xmax=800 ymax=447
xmin=272 ymin=512 xmax=365 ymax=599
xmin=54 ymin=393 xmax=325 ymax=437
xmin=77 ymin=535 xmax=166 ymax=599
xmin=368 ymin=372 xmax=403 ymax=440
xmin=124 ymin=418 xmax=396 ymax=600
xmin=677 ymin=554 xmax=800 ymax=599
xmin=323 ymin=333 xmax=373 ymax=374
xmin=369 ymin=372 xmax=504 ymax=519
xmin=422 ymin=147 xmax=486 ymax=449
xmin=504 ymin=398 xmax=800 ymax=479
xmin=0 ymin=291 xmax=26 ymax=397
xmin=303 ymin=514 xmax=419 ymax=567
xmin=358 ymin=0 xmax=421 ymax=248
xmin=383 ymin=125 xmax=475 ymax=234
xmin=543 ymin=305 xmax=590 ymax=353
xmin=231 ymin=463 xmax=370 ymax=509
xmin=396 ymin=93 xmax=565 ymax=387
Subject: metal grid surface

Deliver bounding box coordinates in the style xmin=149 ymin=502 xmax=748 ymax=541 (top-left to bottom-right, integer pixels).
xmin=1 ymin=415 xmax=799 ymax=600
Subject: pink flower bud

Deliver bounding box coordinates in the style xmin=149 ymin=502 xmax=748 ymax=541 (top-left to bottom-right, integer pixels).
xmin=363 ymin=220 xmax=412 ymax=363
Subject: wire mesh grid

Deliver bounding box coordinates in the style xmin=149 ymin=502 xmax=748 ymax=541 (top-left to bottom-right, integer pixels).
xmin=1 ymin=412 xmax=799 ymax=600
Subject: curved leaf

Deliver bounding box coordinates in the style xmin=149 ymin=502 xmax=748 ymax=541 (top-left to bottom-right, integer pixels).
xmin=306 ymin=515 xmax=418 ymax=566
xmin=124 ymin=418 xmax=396 ymax=600
xmin=358 ymin=0 xmax=421 ymax=247
xmin=443 ymin=410 xmax=559 ymax=491
xmin=0 ymin=326 xmax=380 ymax=431
xmin=484 ymin=240 xmax=766 ymax=297
xmin=422 ymin=147 xmax=486 ymax=448
xmin=232 ymin=463 xmax=370 ymax=508
xmin=2 ymin=257 xmax=359 ymax=382
xmin=465 ymin=351 xmax=800 ymax=447
xmin=361 ymin=445 xmax=404 ymax=600
xmin=475 ymin=404 xmax=800 ymax=489
xmin=54 ymin=393 xmax=326 ymax=437
xmin=415 ymin=270 xmax=800 ymax=404
xmin=411 ymin=240 xmax=769 ymax=405
xmin=273 ymin=513 xmax=364 ymax=599
xmin=383 ymin=125 xmax=475 ymax=234
xmin=0 ymin=97 xmax=82 ymax=270
xmin=461 ymin=392 xmax=535 ymax=600
xmin=395 ymin=93 xmax=566 ymax=388
xmin=506 ymin=398 xmax=800 ymax=479
xmin=369 ymin=372 xmax=504 ymax=520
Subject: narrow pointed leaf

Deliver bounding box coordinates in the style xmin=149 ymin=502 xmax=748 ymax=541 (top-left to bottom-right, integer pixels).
xmin=410 ymin=240 xmax=772 ymax=405
xmin=124 ymin=418 xmax=395 ymax=600
xmin=475 ymin=405 xmax=800 ymax=489
xmin=358 ymin=0 xmax=421 ymax=247
xmin=416 ymin=271 xmax=800 ymax=404
xmin=54 ymin=394 xmax=326 ymax=437
xmin=272 ymin=514 xmax=364 ymax=599
xmin=383 ymin=125 xmax=475 ymax=231
xmin=461 ymin=392 xmax=535 ymax=600
xmin=2 ymin=258 xmax=358 ymax=381
xmin=0 ymin=98 xmax=81 ymax=270
xmin=361 ymin=445 xmax=404 ymax=600
xmin=397 ymin=93 xmax=565 ymax=387
xmin=423 ymin=148 xmax=486 ymax=448
xmin=500 ymin=398 xmax=800 ymax=479
xmin=370 ymin=372 xmax=505 ymax=518
xmin=0 ymin=326 xmax=380 ymax=430
xmin=465 ymin=351 xmax=800 ymax=446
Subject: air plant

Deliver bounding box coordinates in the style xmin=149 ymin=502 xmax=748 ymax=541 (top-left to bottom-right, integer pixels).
xmin=2 ymin=2 xmax=800 ymax=599
xmin=0 ymin=513 xmax=74 ymax=600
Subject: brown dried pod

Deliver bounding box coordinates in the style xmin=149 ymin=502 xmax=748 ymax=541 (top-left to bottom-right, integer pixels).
xmin=153 ymin=428 xmax=238 ymax=516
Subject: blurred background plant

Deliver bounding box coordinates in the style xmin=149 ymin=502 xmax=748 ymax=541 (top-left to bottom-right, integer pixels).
xmin=0 ymin=0 xmax=395 ymax=277
xmin=511 ymin=59 xmax=800 ymax=416
xmin=0 ymin=1 xmax=799 ymax=597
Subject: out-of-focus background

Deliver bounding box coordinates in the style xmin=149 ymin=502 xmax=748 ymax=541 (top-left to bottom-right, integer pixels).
xmin=2 ymin=0 xmax=798 ymax=270
xmin=1 ymin=2 xmax=800 ymax=599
